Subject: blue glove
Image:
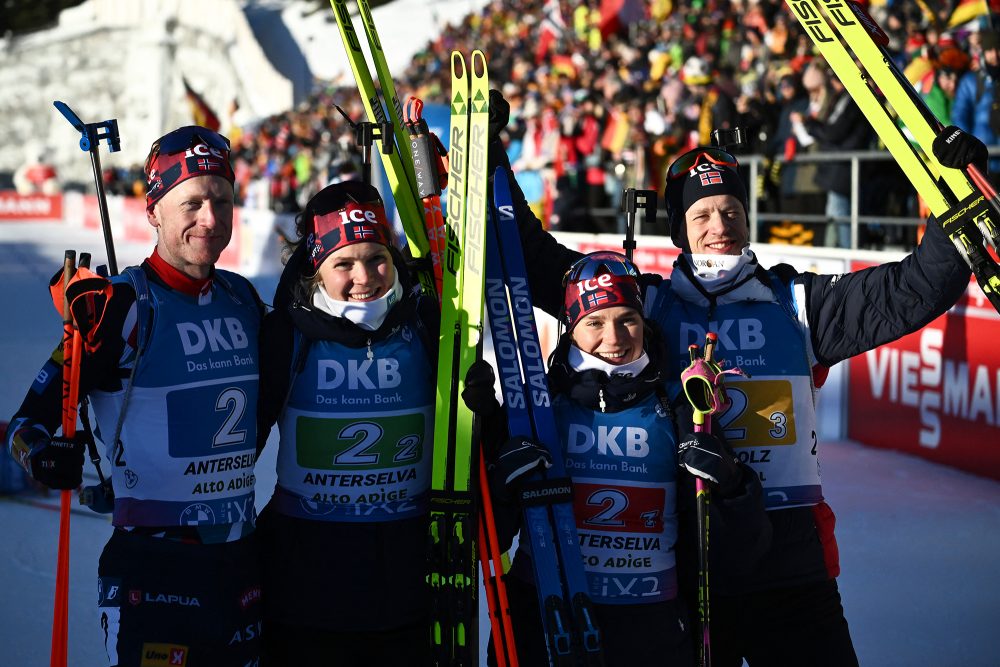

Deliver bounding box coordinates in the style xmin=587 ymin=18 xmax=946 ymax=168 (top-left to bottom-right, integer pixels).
xmin=10 ymin=425 xmax=85 ymax=490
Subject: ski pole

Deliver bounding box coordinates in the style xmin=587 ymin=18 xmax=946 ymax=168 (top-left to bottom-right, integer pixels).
xmin=52 ymin=250 xmax=89 ymax=667
xmin=619 ymin=188 xmax=657 ymax=262
xmin=53 ymin=102 xmax=120 ymax=276
xmin=685 ymin=337 xmax=714 ymax=667
xmin=53 ymin=105 xmax=118 ymax=507
xmin=681 ymin=332 xmax=748 ymax=667
xmin=333 ymin=104 xmax=393 ymax=187
xmin=478 ymin=446 xmax=519 ymax=667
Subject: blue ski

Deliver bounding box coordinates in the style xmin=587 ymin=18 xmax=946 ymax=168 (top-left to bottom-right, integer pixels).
xmin=485 ymin=167 xmax=604 ymax=665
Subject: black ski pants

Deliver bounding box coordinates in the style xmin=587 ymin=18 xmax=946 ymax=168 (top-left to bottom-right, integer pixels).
xmin=488 ymin=574 xmax=694 ymax=667
xmin=97 ymin=528 xmax=261 ymax=667
xmin=710 ymin=578 xmax=859 ymax=667
xmin=261 ymin=618 xmax=430 ymax=666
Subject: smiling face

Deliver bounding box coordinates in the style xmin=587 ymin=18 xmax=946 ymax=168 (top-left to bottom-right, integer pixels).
xmin=146 ymin=175 xmax=234 ymax=279
xmin=683 ymin=193 xmax=749 ymax=255
xmin=316 ymin=241 xmax=395 ymax=302
xmin=570 ymin=306 xmax=644 ymax=365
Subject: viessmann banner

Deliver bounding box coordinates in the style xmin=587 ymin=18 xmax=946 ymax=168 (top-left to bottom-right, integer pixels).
xmin=848 ymin=262 xmax=1000 ymax=480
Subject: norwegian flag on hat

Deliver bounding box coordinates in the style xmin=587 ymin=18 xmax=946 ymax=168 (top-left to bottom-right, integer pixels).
xmin=194 ymin=157 xmax=221 ymax=171
xmin=348 ymin=224 xmax=377 ymax=241
xmin=585 ymin=291 xmax=610 ymax=308
xmin=308 ymin=201 xmax=393 ymax=273
xmin=699 ymin=170 xmax=724 ymax=186
xmin=146 ymin=145 xmax=233 ymax=210
xmin=563 ymin=273 xmax=642 ymax=330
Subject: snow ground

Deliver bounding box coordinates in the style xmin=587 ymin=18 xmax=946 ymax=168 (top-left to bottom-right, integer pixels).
xmin=1 ymin=221 xmax=998 ymax=666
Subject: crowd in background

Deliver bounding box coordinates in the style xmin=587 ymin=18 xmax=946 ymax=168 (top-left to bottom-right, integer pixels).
xmin=100 ymin=0 xmax=1000 ymax=248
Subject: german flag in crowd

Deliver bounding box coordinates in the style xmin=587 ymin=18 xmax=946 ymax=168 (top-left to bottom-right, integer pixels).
xmin=182 ymin=77 xmax=221 ymax=132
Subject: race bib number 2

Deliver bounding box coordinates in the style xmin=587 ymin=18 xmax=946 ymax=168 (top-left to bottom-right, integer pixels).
xmin=167 ymin=382 xmax=256 ymax=456
xmin=295 ymin=413 xmax=425 ymax=470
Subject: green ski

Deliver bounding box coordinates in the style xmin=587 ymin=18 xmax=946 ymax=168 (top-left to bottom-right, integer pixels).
xmin=354 ymin=0 xmax=422 ymax=203
xmin=329 ymin=0 xmax=429 ymax=263
xmin=428 ymin=49 xmax=490 ymax=666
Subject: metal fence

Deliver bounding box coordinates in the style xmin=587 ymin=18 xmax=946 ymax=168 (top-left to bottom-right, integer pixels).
xmin=742 ymin=149 xmax=923 ymax=248
xmin=586 ymin=147 xmax=999 ymax=250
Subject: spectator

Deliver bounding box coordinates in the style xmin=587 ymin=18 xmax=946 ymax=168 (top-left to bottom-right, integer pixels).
xmin=800 ymin=74 xmax=874 ymax=248
xmin=164 ymin=0 xmax=998 ymax=239
xmin=13 ymin=146 xmax=59 ymax=195
xmin=765 ymin=71 xmax=811 ymax=243
xmin=919 ymin=46 xmax=971 ymax=125
xmin=775 ymin=61 xmax=830 ymax=245
xmin=953 ymin=28 xmax=1000 ymax=163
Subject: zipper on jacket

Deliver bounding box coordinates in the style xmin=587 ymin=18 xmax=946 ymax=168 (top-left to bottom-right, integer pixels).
xmin=366 ymin=337 xmax=374 ymax=361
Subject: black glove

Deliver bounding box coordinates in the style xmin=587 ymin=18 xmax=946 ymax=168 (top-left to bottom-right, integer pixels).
xmin=462 ymin=359 xmax=500 ymax=417
xmin=11 ymin=425 xmax=86 ymax=490
xmin=492 ymin=436 xmax=553 ymax=495
xmin=678 ymin=431 xmax=741 ymax=497
xmin=488 ymin=88 xmax=511 ymax=142
xmin=932 ymin=125 xmax=989 ymax=172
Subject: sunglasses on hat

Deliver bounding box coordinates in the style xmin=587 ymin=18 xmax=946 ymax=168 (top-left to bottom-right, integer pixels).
xmin=144 ymin=126 xmax=230 ymax=174
xmin=562 ymin=251 xmax=640 ymax=287
xmin=667 ymin=148 xmax=739 ymax=180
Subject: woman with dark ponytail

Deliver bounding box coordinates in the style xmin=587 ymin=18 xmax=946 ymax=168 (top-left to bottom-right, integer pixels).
xmin=256 ymin=181 xmax=439 ymax=665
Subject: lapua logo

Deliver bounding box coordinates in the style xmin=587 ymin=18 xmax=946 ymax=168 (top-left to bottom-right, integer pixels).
xmin=567 ymin=424 xmax=650 ymax=458
xmin=177 ymin=318 xmax=249 ymax=355
xmin=318 ymin=358 xmax=401 ymax=390
xmin=144 ymin=592 xmax=201 ymax=606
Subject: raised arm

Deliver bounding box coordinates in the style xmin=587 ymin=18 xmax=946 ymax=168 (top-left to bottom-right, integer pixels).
xmin=493 ymin=166 xmax=581 ymax=316
xmin=801 ymin=219 xmax=970 ymax=366
xmin=488 ymin=93 xmax=582 ymax=317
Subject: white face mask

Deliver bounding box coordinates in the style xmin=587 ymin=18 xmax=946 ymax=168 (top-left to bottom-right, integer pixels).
xmin=687 ymin=246 xmax=756 ymax=291
xmin=312 ymin=272 xmax=403 ymax=331
xmin=688 ymin=246 xmax=752 ymax=280
xmin=568 ymin=344 xmax=650 ymax=377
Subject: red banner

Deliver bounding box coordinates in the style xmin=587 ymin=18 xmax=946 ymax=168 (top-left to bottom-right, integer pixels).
xmin=0 ymin=191 xmax=62 ymax=221
xmin=847 ymin=262 xmax=1000 ymax=480
xmin=575 ymin=241 xmax=680 ymax=276
xmin=122 ymin=196 xmax=152 ymax=243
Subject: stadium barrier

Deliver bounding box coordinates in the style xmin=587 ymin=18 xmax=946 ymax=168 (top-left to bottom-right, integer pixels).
xmin=4 ymin=185 xmax=997 ymax=481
